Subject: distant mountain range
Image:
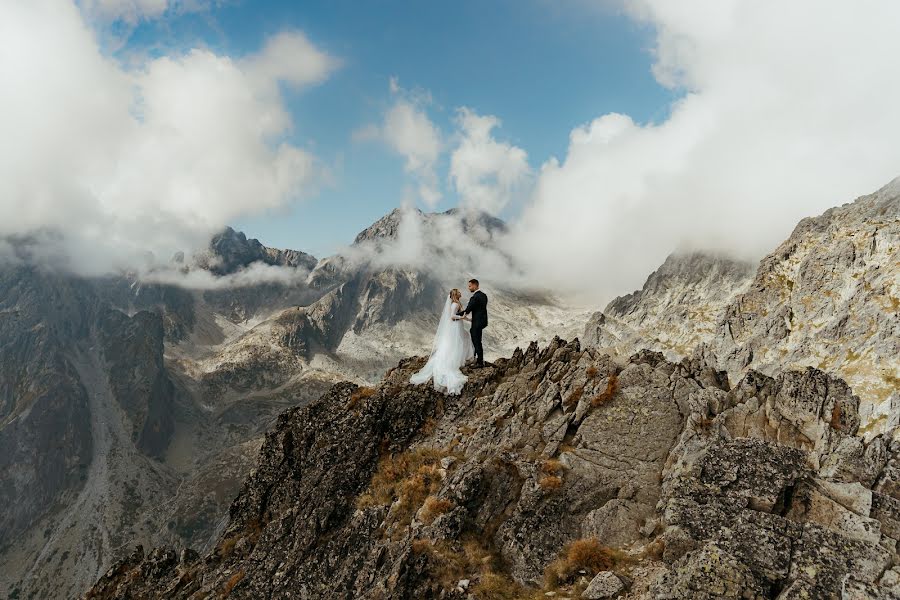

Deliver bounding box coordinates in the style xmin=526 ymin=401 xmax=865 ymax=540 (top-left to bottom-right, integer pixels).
xmin=0 ymin=206 xmax=584 ymax=599
xmin=1 ymin=179 xmax=898 ymax=599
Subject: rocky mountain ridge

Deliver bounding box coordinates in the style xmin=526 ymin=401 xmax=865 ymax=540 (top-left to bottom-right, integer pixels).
xmin=87 ymin=337 xmax=900 ymax=599
xmin=584 ymin=180 xmax=899 ymax=436
xmin=0 ymin=207 xmax=586 ymax=599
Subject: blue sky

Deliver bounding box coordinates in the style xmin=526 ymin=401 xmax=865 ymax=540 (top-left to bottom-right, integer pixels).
xmin=122 ymin=1 xmax=674 ymax=257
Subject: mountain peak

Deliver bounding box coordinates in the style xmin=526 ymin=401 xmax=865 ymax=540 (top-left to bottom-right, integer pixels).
xmin=202 ymin=227 xmax=318 ymax=275
xmin=352 ymin=206 xmax=506 ymax=247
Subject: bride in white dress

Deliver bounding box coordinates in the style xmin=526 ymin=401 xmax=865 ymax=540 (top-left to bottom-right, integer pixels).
xmin=410 ymin=288 xmax=474 ymax=395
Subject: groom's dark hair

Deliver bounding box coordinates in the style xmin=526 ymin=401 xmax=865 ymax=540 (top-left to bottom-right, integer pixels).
xmin=469 ymin=278 xmax=479 ymax=286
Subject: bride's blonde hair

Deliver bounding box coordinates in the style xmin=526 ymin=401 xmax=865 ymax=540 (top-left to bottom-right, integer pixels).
xmin=449 ymin=288 xmax=461 ymax=302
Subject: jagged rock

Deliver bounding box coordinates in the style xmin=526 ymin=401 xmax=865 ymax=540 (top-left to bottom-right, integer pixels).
xmin=584 ymin=252 xmax=754 ymax=360
xmin=712 ymin=180 xmax=900 ymax=435
xmin=201 ymin=226 xmax=318 ymax=275
xmin=84 ymin=339 xmax=900 ymax=599
xmin=582 ymin=571 xmax=624 ymax=598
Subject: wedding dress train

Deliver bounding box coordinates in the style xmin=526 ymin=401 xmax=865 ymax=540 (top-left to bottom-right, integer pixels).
xmin=410 ymin=296 xmax=474 ymax=395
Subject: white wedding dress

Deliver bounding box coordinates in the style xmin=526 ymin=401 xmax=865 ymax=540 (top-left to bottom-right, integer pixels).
xmin=410 ymin=297 xmax=475 ymax=395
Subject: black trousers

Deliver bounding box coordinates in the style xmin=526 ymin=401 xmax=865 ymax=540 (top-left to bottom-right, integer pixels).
xmin=470 ymin=326 xmax=484 ymax=364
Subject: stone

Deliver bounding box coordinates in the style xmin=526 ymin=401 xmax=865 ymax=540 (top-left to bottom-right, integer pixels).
xmin=581 ymin=571 xmax=624 ymax=599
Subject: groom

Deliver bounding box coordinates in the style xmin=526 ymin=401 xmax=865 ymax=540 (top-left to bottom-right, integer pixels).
xmin=458 ymin=278 xmax=488 ymax=368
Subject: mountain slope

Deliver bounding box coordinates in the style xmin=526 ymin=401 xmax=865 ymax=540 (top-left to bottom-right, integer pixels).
xmin=711 ymin=178 xmax=900 ymax=432
xmin=87 ymin=339 xmax=900 ymax=599
xmin=1 ymin=209 xmax=587 ymax=599
xmin=582 ymin=179 xmax=899 ymax=433
xmin=583 ymin=252 xmax=754 ymax=358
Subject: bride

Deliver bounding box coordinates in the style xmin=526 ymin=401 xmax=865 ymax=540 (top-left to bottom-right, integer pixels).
xmin=410 ymin=288 xmax=474 ymax=395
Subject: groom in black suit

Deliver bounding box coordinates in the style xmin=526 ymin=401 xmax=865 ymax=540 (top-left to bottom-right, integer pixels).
xmin=458 ymin=278 xmax=488 ymax=367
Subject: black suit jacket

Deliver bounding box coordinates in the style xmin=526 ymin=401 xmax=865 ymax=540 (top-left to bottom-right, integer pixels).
xmin=459 ymin=290 xmax=488 ymax=329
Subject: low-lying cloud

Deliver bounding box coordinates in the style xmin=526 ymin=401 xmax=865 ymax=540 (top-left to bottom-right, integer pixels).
xmin=506 ymin=0 xmax=900 ymax=300
xmin=0 ymin=1 xmax=336 ymax=278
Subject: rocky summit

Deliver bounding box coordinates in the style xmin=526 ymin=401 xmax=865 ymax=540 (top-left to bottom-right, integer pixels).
xmin=87 ymin=338 xmax=900 ymax=599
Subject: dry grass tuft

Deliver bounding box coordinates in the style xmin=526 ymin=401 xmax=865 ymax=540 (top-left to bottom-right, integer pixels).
xmin=586 ymin=366 xmax=599 ymax=379
xmin=544 ymin=538 xmax=629 ymax=589
xmin=564 ymin=386 xmax=585 ymax=408
xmin=421 ymin=496 xmax=454 ymax=524
xmin=219 ymin=535 xmax=238 ymax=558
xmin=591 ymin=373 xmax=619 ymax=407
xmin=413 ymin=536 xmax=539 ymax=600
xmin=348 ymin=386 xmax=377 ymax=409
xmin=220 ymin=570 xmax=245 ymax=597
xmin=539 ymin=475 xmax=563 ymax=490
xmin=421 ymin=417 xmax=438 ymax=436
xmin=830 ymin=403 xmax=843 ymax=430
xmin=357 ymin=447 xmax=450 ymax=527
xmin=641 ymin=538 xmax=666 ymax=561
xmin=538 ymin=459 xmax=565 ymax=491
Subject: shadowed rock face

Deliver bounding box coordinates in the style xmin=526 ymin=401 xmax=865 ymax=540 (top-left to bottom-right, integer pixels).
xmin=86 ymin=339 xmax=900 ymax=599
xmin=0 ymin=266 xmax=182 ymax=599
xmin=204 ymin=226 xmax=318 ymax=275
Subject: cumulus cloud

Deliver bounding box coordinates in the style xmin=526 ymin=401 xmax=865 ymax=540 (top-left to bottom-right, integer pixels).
xmin=507 ymin=0 xmax=900 ymax=301
xmin=0 ymin=1 xmax=337 ymax=277
xmin=450 ymin=108 xmax=530 ymax=216
xmin=357 ymin=78 xmax=443 ymax=207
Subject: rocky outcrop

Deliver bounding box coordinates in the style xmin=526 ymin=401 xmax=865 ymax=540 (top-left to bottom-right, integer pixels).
xmin=711 ymin=178 xmax=900 ymax=433
xmin=583 ymin=252 xmax=754 ymax=360
xmin=85 ymin=339 xmax=900 ymax=599
xmin=583 ymin=180 xmax=899 ymax=435
xmin=202 ymin=226 xmax=318 ymax=275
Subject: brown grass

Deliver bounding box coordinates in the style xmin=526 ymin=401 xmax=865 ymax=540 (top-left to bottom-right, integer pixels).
xmin=421 ymin=417 xmax=438 ymax=436
xmin=219 ymin=535 xmax=238 ymax=558
xmin=564 ymin=386 xmax=585 ymax=408
xmin=830 ymin=403 xmax=843 ymax=430
xmin=357 ymin=447 xmax=449 ymax=527
xmin=544 ymin=538 xmax=629 ymax=588
xmin=421 ymin=496 xmax=454 ymax=524
xmin=348 ymin=386 xmax=377 ymax=409
xmin=539 ymin=475 xmax=563 ymax=490
xmin=640 ymin=538 xmax=666 ymax=561
xmin=413 ymin=537 xmax=539 ymax=600
xmin=541 ymin=459 xmax=564 ymax=476
xmin=591 ymin=373 xmax=619 ymax=407
xmin=538 ymin=459 xmax=565 ymax=490
xmin=220 ymin=570 xmax=245 ymax=598
xmin=585 ymin=366 xmax=599 ymax=379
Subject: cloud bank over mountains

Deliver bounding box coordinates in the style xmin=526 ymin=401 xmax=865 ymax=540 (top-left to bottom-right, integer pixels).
xmin=508 ymin=0 xmax=900 ymax=297
xmin=4 ymin=0 xmax=900 ymax=302
xmin=0 ymin=0 xmax=335 ymax=276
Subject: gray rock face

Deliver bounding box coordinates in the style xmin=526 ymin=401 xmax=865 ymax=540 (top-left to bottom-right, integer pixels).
xmin=711 ymin=179 xmax=900 ymax=433
xmin=202 ymin=226 xmax=318 ymax=275
xmin=85 ymin=338 xmax=900 ymax=599
xmin=0 ymin=265 xmax=332 ymax=600
xmin=584 ymin=179 xmax=899 ymax=435
xmin=583 ymin=571 xmax=625 ymax=598
xmin=583 ymin=252 xmax=754 ymax=360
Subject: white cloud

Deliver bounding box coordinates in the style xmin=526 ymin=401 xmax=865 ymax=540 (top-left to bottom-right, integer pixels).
xmin=140 ymin=260 xmax=311 ymax=289
xmin=450 ymin=108 xmax=530 ymax=215
xmin=0 ymin=0 xmax=337 ymax=277
xmin=79 ymin=0 xmax=214 ymax=24
xmin=358 ymin=78 xmax=443 ymax=207
xmin=508 ymin=0 xmax=900 ymax=301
